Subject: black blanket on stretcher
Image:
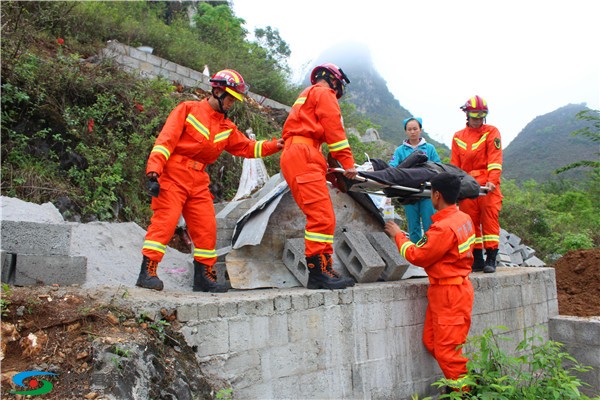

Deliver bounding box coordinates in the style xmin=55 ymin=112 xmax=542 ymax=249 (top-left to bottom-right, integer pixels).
xmin=328 ymin=151 xmax=482 ymax=203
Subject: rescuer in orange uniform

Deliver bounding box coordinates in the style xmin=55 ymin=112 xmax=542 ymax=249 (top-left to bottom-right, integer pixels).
xmin=384 ymin=172 xmax=476 ymax=385
xmin=136 ymin=69 xmax=284 ymax=292
xmin=280 ymin=62 xmax=358 ymax=289
xmin=451 ymin=95 xmax=503 ymax=273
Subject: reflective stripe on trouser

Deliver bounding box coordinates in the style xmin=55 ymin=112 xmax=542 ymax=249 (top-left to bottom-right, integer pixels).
xmin=422 ymin=279 xmax=474 ymax=380
xmin=458 ymin=187 xmax=502 ymax=250
xmin=403 ymin=198 xmax=435 ymax=243
xmin=142 ymin=159 xmax=217 ymax=266
xmin=280 ymin=142 xmax=335 ymax=257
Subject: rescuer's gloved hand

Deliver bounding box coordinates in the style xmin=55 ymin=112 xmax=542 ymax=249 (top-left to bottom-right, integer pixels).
xmin=146 ymin=173 xmax=160 ymax=197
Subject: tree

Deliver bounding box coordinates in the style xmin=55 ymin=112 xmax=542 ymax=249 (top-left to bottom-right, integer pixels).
xmin=253 ymin=26 xmax=291 ymax=73
xmin=555 ymin=109 xmax=600 ymax=173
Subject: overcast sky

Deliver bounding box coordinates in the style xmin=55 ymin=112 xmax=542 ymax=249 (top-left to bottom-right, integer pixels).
xmin=231 ymin=0 xmax=599 ymax=149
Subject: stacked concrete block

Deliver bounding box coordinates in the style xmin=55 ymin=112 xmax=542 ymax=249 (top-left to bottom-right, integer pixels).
xmin=524 ymin=256 xmax=546 ymax=267
xmin=0 ymin=220 xmax=87 ymax=286
xmin=335 ymin=232 xmax=385 ymax=283
xmin=497 ymin=228 xmax=546 ymax=268
xmin=282 ymin=238 xmax=309 ymax=287
xmin=366 ymin=232 xmax=409 ymax=281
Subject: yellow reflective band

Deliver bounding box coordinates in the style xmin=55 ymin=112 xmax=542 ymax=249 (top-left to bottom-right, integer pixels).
xmin=454 ymin=138 xmax=467 ymax=150
xmin=225 ymin=87 xmax=244 ymax=102
xmin=293 ymin=97 xmax=306 ymax=107
xmin=214 ymin=129 xmax=232 ymax=143
xmin=458 ymin=234 xmax=476 ymax=254
xmin=471 ymin=132 xmax=489 ymax=150
xmin=400 ymin=241 xmax=413 ymax=258
xmin=487 ymin=163 xmax=502 ymax=171
xmin=475 ymin=236 xmax=483 ymax=245
xmin=143 ymin=240 xmax=167 ymax=254
xmin=305 ymin=230 xmax=334 ymax=243
xmin=471 ymin=97 xmax=477 ymax=108
xmin=151 ymin=145 xmax=170 ymax=160
xmin=254 ymin=140 xmax=265 ymax=158
xmin=327 ymin=139 xmax=349 ymax=152
xmin=193 ymin=248 xmax=217 ymax=258
xmin=482 ymin=235 xmax=500 ymax=243
xmin=186 ymin=114 xmax=210 ymax=140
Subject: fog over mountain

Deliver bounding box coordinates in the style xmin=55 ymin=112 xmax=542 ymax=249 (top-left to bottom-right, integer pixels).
xmin=307 ymin=41 xmax=448 ymax=152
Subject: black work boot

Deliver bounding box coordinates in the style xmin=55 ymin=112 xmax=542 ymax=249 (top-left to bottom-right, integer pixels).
xmin=324 ymin=254 xmax=355 ymax=287
xmin=483 ymin=248 xmax=499 ymax=273
xmin=471 ymin=249 xmax=485 ymax=272
xmin=193 ymin=261 xmax=228 ymax=292
xmin=136 ymin=256 xmax=164 ymax=291
xmin=306 ymin=254 xmax=349 ymax=290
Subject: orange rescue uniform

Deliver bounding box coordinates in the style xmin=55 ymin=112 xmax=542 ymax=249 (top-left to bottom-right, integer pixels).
xmin=280 ymin=84 xmax=355 ymax=256
xmin=143 ymin=99 xmax=280 ymax=266
xmin=451 ymin=123 xmax=503 ymax=250
xmin=392 ymin=205 xmax=476 ymax=380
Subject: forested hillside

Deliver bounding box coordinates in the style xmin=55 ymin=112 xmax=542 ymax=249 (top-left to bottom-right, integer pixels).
xmin=503 ymin=103 xmax=597 ymax=183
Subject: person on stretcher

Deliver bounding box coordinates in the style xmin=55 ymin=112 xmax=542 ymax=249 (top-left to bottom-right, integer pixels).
xmin=327 ymin=151 xmax=484 ymax=202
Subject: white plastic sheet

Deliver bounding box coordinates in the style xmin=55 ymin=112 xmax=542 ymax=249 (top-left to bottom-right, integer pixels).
xmin=232 ymin=130 xmax=270 ymax=201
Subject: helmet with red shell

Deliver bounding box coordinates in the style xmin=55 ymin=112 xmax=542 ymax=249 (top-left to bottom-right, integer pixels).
xmin=209 ymin=69 xmax=249 ymax=101
xmin=460 ymin=95 xmax=489 ymax=118
xmin=310 ymin=62 xmax=350 ymax=99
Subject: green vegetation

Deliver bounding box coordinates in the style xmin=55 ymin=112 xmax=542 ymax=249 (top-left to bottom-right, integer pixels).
xmin=415 ymin=327 xmax=594 ymax=400
xmin=1 ymin=284 xmax=12 ymax=317
xmin=216 ymin=387 xmax=234 ymax=400
xmin=500 ymin=175 xmax=599 ymax=262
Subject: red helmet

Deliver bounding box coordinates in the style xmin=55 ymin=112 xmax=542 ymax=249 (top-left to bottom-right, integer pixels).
xmin=460 ymin=95 xmax=488 ymax=118
xmin=209 ymin=69 xmax=249 ymax=101
xmin=310 ymin=62 xmax=350 ymax=98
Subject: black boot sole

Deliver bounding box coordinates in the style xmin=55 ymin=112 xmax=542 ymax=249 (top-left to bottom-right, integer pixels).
xmin=136 ymin=281 xmax=164 ymax=291
xmin=193 ymin=285 xmax=228 ymax=293
xmin=307 ymin=281 xmax=348 ymax=290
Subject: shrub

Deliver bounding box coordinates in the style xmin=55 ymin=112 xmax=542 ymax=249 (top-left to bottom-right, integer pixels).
xmin=414 ymin=327 xmax=594 ymax=399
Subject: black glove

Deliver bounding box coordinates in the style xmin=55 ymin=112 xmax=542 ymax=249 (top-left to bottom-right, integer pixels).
xmin=146 ymin=177 xmax=160 ymax=197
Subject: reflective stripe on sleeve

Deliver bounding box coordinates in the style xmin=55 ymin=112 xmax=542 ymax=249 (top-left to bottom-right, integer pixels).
xmin=151 ymin=145 xmax=170 ymax=160
xmin=458 ymin=234 xmax=476 ymax=254
xmin=327 ymin=139 xmax=350 ymax=152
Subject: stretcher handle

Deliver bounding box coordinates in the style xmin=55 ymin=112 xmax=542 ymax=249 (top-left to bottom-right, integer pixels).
xmin=327 ymin=167 xmax=424 ymax=193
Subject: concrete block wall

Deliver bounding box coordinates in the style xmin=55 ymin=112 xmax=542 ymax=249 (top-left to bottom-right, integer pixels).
xmin=175 ymin=268 xmax=560 ymax=400
xmin=549 ymin=316 xmax=600 ymax=398
xmin=100 ymin=40 xmax=291 ymax=111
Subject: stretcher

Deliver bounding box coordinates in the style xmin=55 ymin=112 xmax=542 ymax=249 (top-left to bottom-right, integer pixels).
xmin=326 ymin=153 xmax=488 ymax=203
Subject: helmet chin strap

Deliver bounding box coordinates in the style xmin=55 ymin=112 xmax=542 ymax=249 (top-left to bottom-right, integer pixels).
xmin=212 ymin=88 xmax=229 ymax=115
xmin=322 ymin=74 xmax=343 ymax=98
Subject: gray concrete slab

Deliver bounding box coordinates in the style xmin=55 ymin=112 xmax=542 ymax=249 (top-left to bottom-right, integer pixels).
xmin=1 ymin=220 xmax=72 ymax=256
xmin=14 ymin=253 xmax=87 ymax=286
